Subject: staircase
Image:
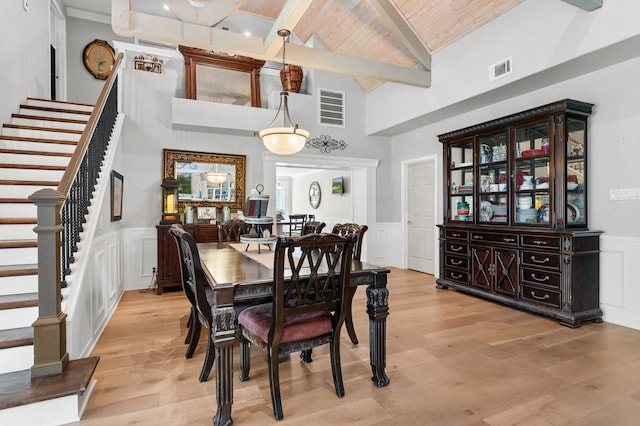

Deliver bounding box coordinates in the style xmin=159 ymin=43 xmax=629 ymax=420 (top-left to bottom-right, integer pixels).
xmin=0 ymin=98 xmax=93 ymax=375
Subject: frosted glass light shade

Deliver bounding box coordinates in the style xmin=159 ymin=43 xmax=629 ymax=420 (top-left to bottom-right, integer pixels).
xmin=206 ymin=172 xmax=228 ymax=184
xmin=259 ymin=127 xmax=309 ymax=155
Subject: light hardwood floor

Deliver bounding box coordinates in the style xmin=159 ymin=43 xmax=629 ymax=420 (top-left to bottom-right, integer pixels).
xmin=73 ymin=268 xmax=640 ymax=425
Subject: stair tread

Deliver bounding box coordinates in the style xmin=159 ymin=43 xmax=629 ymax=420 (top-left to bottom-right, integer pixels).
xmin=0 ymin=179 xmax=59 ymax=186
xmin=0 ymin=218 xmax=37 ymax=225
xmin=11 ymin=113 xmax=88 ymax=125
xmin=0 ymin=264 xmax=38 ymax=277
xmin=0 ymin=135 xmax=79 ymax=145
xmin=0 ymin=356 xmax=99 ymax=411
xmin=0 ymin=293 xmax=38 ymax=310
xmin=0 ymin=327 xmax=33 ymax=349
xmin=0 ymin=240 xmax=37 ymax=248
xmin=0 ymin=148 xmax=73 ymax=157
xmin=0 ymin=163 xmax=66 ymax=171
xmin=27 ymin=97 xmax=95 ymax=108
xmin=2 ymin=124 xmax=83 ymax=134
xmin=0 ymin=198 xmax=31 ymax=203
xmin=19 ymin=104 xmax=92 ymax=116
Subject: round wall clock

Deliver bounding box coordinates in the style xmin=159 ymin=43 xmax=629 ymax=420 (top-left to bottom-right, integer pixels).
xmin=309 ymin=181 xmax=321 ymax=209
xmin=83 ymin=39 xmax=115 ymax=80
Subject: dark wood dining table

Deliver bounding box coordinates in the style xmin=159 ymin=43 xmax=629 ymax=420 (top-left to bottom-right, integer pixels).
xmin=197 ymin=241 xmax=391 ymax=426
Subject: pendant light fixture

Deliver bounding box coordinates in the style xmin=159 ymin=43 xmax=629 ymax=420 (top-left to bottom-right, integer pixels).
xmin=258 ymin=29 xmax=309 ymax=155
xmin=206 ymin=164 xmax=229 ymax=184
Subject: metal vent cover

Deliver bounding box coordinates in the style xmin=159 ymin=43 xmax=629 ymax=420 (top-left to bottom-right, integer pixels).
xmin=489 ymin=57 xmax=512 ymax=81
xmin=318 ymin=89 xmax=345 ymax=127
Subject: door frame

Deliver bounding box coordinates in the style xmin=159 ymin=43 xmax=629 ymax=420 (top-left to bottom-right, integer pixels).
xmin=50 ymin=0 xmax=67 ymax=101
xmin=401 ymin=155 xmax=439 ymax=275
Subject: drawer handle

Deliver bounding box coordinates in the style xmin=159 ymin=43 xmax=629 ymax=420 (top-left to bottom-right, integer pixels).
xmin=473 ymin=235 xmax=484 ymax=240
xmin=530 ymin=256 xmax=550 ymax=264
xmin=533 ymin=240 xmax=548 ymax=245
xmin=530 ymin=291 xmax=550 ymax=300
xmin=451 ymin=233 xmax=461 ymax=237
xmin=450 ymin=245 xmax=463 ymax=252
xmin=450 ymin=273 xmax=463 ymax=279
xmin=503 ymin=238 xmax=516 ymax=243
xmin=531 ymin=273 xmax=550 ymax=282
xmin=450 ymin=259 xmax=463 ymax=266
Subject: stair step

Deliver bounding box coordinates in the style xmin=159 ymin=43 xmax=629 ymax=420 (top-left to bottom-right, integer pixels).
xmin=0 ymin=224 xmax=37 ymax=240
xmin=0 ymin=167 xmax=65 ymax=181
xmin=0 ymin=327 xmax=33 ymax=350
xmin=0 ymin=246 xmax=38 ymax=267
xmin=11 ymin=113 xmax=87 ymax=131
xmin=26 ymin=97 xmax=95 ymax=112
xmin=0 ymin=218 xmax=36 ymax=225
xmin=18 ymin=105 xmax=92 ymax=121
xmin=0 ymin=264 xmax=38 ymax=278
xmin=0 ymin=135 xmax=79 ymax=146
xmin=0 ymin=305 xmax=38 ymax=331
xmin=0 ymin=199 xmax=36 ymax=217
xmin=3 ymin=124 xmax=83 ymax=135
xmin=0 ymin=163 xmax=66 ymax=171
xmin=0 ymin=240 xmax=37 ymax=249
xmin=0 ymin=294 xmax=38 ymax=311
xmin=0 ymin=147 xmax=73 ymax=158
xmin=0 ymin=345 xmax=32 ymax=375
xmin=2 ymin=125 xmax=82 ymax=141
xmin=0 ymin=179 xmax=59 ymax=187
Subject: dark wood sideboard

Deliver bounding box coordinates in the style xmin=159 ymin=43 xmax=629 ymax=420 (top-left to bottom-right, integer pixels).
xmin=156 ymin=224 xmax=218 ymax=294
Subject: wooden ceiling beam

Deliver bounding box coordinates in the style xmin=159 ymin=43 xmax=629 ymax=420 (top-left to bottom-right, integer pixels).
xmin=560 ymin=0 xmax=603 ymax=11
xmin=368 ymin=0 xmax=432 ymax=71
xmin=111 ymin=0 xmax=430 ymax=88
xmin=263 ymin=0 xmax=313 ymax=58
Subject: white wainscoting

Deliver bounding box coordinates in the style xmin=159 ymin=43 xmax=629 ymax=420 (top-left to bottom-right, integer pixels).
xmin=369 ymin=222 xmax=404 ymax=268
xmin=600 ymin=235 xmax=640 ymax=330
xmin=123 ymin=227 xmax=159 ymax=290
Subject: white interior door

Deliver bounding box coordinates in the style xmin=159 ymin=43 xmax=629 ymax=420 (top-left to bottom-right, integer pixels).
xmin=407 ymin=159 xmax=435 ymax=274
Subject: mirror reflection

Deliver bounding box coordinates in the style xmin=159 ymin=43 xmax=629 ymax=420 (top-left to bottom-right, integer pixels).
xmin=163 ymin=149 xmax=245 ymax=211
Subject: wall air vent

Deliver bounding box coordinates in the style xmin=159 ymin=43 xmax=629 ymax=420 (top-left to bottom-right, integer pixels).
xmin=489 ymin=57 xmax=512 ymax=81
xmin=318 ymin=89 xmax=345 ymax=127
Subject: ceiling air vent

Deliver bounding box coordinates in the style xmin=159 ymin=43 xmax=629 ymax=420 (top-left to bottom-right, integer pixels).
xmin=318 ymin=89 xmax=345 ymax=127
xmin=489 ymin=57 xmax=512 ymax=81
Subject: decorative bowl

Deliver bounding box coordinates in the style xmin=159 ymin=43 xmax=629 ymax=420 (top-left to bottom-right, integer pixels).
xmin=567 ymin=182 xmax=578 ymax=190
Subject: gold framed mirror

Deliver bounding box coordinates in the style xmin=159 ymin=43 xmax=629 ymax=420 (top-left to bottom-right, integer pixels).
xmin=163 ymin=149 xmax=246 ymax=212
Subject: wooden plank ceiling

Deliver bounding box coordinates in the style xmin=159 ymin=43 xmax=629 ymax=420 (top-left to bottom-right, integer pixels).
xmin=113 ymin=0 xmax=527 ymax=92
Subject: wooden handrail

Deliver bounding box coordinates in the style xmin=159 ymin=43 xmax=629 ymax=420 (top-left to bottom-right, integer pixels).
xmin=57 ymin=53 xmax=123 ymax=197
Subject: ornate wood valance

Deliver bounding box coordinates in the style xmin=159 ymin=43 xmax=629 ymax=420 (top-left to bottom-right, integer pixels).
xmin=178 ymin=45 xmax=265 ymax=107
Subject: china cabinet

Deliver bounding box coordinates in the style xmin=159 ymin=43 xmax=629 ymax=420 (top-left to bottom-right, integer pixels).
xmin=436 ymin=99 xmax=602 ymax=327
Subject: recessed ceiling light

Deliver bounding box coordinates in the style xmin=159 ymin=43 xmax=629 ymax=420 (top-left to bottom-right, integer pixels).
xmin=188 ymin=0 xmax=208 ymax=7
xmin=163 ymin=4 xmax=169 ymax=10
xmin=243 ymin=31 xmax=251 ymax=37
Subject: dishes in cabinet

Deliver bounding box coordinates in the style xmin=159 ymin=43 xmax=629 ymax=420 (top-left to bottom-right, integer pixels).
xmin=536 ymin=182 xmax=549 ymax=189
xmin=567 ymin=182 xmax=579 ymax=190
xmin=537 ymin=203 xmax=550 ymax=223
xmin=567 ymin=202 xmax=580 ymax=223
xmin=522 ymin=149 xmax=545 ymax=157
xmin=480 ymin=200 xmax=493 ymax=222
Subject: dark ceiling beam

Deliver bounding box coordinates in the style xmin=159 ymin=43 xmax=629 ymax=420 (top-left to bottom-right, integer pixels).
xmin=560 ymin=0 xmax=603 ymax=11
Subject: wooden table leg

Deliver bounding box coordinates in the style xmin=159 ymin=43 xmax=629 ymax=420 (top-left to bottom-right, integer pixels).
xmin=212 ymin=304 xmax=236 ymax=426
xmin=366 ymin=271 xmax=390 ymax=387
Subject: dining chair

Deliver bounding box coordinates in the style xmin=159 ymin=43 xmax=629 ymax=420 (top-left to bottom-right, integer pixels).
xmin=237 ymin=233 xmax=357 ymax=420
xmin=331 ymin=223 xmax=369 ymax=344
xmin=301 ymin=220 xmax=326 ymax=235
xmin=217 ymin=218 xmax=252 ymax=242
xmin=169 ymin=225 xmax=216 ymax=382
xmin=287 ymin=214 xmax=306 ymax=236
xmin=168 ymin=224 xmax=200 ymax=353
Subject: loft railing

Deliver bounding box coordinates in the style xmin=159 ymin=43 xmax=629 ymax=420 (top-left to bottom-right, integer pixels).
xmin=28 ymin=53 xmax=123 ymax=378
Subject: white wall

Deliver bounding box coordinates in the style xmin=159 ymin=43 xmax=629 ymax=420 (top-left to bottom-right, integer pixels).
xmin=289 ymin=169 xmax=353 ymax=232
xmin=0 ymin=1 xmax=50 ymax=124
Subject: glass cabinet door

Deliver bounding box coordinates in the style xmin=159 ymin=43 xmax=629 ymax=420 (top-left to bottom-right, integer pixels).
xmin=514 ymin=121 xmax=551 ymax=225
xmin=566 ymin=117 xmax=586 ymax=225
xmin=478 ymin=132 xmax=508 ymax=224
xmin=449 ymin=140 xmax=474 ymax=222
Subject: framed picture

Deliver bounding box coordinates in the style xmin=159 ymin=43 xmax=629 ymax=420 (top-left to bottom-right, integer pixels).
xmin=110 ymin=170 xmax=123 ymax=221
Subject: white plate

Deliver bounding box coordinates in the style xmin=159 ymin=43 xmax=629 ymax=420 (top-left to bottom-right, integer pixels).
xmin=567 ymin=202 xmax=580 ymax=223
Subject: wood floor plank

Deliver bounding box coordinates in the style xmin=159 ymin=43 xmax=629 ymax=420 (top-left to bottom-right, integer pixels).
xmin=70 ymin=268 xmax=640 ymax=425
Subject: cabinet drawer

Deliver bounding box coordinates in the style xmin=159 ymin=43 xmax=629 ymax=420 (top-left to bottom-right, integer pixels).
xmin=194 ymin=226 xmax=218 ymax=242
xmin=521 ymin=268 xmax=561 ymax=288
xmin=522 ymin=285 xmax=561 ymax=309
xmin=445 ymin=241 xmax=468 ymax=255
xmin=444 ymin=268 xmax=468 ymax=285
xmin=521 ymin=251 xmax=561 ymax=270
xmin=444 ymin=255 xmax=468 ymax=270
xmin=445 ymin=229 xmax=468 ymax=240
xmin=521 ymin=235 xmax=561 ymax=250
xmin=470 ymin=232 xmax=517 ymax=245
